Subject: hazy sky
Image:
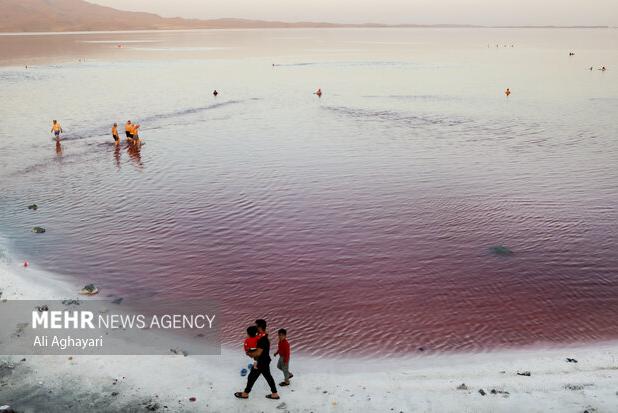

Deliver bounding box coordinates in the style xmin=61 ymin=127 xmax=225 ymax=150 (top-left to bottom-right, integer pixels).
xmin=89 ymin=0 xmax=617 ymax=26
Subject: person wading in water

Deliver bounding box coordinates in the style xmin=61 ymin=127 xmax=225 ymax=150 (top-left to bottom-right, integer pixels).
xmin=235 ymin=319 xmax=280 ymax=400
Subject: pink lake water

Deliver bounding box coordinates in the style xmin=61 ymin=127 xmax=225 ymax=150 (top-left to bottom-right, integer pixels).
xmin=1 ymin=28 xmax=618 ymax=357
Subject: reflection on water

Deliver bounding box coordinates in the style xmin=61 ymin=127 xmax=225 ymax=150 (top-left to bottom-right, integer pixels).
xmin=113 ymin=143 xmax=121 ymax=169
xmin=126 ymin=142 xmax=143 ymax=169
xmin=54 ymin=140 xmax=63 ymax=158
xmin=1 ymin=29 xmax=617 ymax=356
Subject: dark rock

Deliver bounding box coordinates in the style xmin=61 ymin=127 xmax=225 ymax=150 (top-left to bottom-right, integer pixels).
xmin=478 ymin=389 xmax=486 ymax=396
xmin=28 ymin=204 xmax=38 ymax=210
xmin=489 ymin=246 xmax=513 ymax=256
xmin=189 ymin=397 xmax=196 ymax=402
xmin=169 ymin=348 xmax=188 ymax=356
xmin=111 ymin=392 xmax=119 ymax=396
xmin=32 ymin=226 xmax=46 ymax=234
xmin=80 ymin=284 xmax=97 ymax=294
xmin=566 ymin=358 xmax=578 ymax=363
xmin=145 ymin=402 xmax=160 ymax=411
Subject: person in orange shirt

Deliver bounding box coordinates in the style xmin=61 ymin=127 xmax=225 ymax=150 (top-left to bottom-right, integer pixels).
xmin=51 ymin=120 xmax=63 ymax=140
xmin=112 ymin=123 xmax=119 ymax=145
xmin=125 ymin=120 xmax=133 ymax=142
xmin=505 ymin=88 xmax=511 ymax=97
xmin=131 ymin=124 xmax=140 ymax=145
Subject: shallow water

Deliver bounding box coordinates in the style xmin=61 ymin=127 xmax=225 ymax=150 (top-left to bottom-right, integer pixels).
xmin=1 ymin=28 xmax=618 ymax=356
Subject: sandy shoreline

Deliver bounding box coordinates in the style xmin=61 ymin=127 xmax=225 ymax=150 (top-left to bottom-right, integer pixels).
xmin=1 ymin=255 xmax=617 ymax=412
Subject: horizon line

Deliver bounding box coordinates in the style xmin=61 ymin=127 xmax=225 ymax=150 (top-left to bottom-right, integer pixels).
xmin=0 ymin=24 xmax=614 ymax=35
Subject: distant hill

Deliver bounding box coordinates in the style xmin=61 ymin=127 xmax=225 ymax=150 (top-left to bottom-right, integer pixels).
xmin=0 ymin=0 xmax=610 ymax=32
xmin=0 ymin=0 xmax=365 ymax=32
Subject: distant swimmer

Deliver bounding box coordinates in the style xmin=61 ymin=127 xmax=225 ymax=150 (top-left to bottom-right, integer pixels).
xmin=51 ymin=120 xmax=63 ymax=140
xmin=125 ymin=120 xmax=133 ymax=141
xmin=601 ymin=66 xmax=607 ymax=71
xmin=112 ymin=123 xmax=119 ymax=145
xmin=314 ymin=88 xmax=322 ymax=97
xmin=569 ymin=52 xmax=575 ymax=56
xmin=505 ymin=88 xmax=511 ymax=97
xmin=589 ymin=66 xmax=594 ymax=71
xmin=213 ymin=90 xmax=219 ymax=97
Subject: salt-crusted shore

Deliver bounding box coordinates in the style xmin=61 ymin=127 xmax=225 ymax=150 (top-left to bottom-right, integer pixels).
xmin=1 ymin=258 xmax=617 ymax=412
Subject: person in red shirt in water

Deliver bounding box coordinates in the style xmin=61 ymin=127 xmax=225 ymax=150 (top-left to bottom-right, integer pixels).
xmin=274 ymin=328 xmax=294 ymax=386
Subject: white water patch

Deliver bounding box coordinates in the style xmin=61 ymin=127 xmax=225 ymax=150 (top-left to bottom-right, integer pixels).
xmin=128 ymin=46 xmax=233 ymax=52
xmin=0 ymin=234 xmax=77 ymax=300
xmin=79 ymin=40 xmax=160 ymax=44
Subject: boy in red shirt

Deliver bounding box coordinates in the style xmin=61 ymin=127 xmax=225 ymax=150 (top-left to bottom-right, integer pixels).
xmin=274 ymin=328 xmax=293 ymax=386
xmin=244 ymin=326 xmax=259 ymax=369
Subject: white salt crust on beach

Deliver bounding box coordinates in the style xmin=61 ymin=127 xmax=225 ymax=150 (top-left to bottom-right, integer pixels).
xmin=1 ymin=260 xmax=617 ymax=413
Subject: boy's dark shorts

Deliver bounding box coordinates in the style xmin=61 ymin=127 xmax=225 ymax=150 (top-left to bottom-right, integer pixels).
xmin=113 ymin=135 xmax=119 ymax=141
xmin=125 ymin=131 xmax=133 ymax=138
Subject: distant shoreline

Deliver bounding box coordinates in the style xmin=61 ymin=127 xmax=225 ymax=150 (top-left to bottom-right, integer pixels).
xmin=2 ymin=0 xmax=613 ymax=35
xmin=0 ymin=25 xmax=613 ymax=35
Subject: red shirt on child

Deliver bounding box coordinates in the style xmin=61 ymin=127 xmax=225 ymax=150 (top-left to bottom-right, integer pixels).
xmin=277 ymin=339 xmax=290 ymax=363
xmin=244 ymin=336 xmax=258 ymax=352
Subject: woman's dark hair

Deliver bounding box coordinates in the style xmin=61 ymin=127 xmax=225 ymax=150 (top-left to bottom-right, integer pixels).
xmin=255 ymin=319 xmax=267 ymax=330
